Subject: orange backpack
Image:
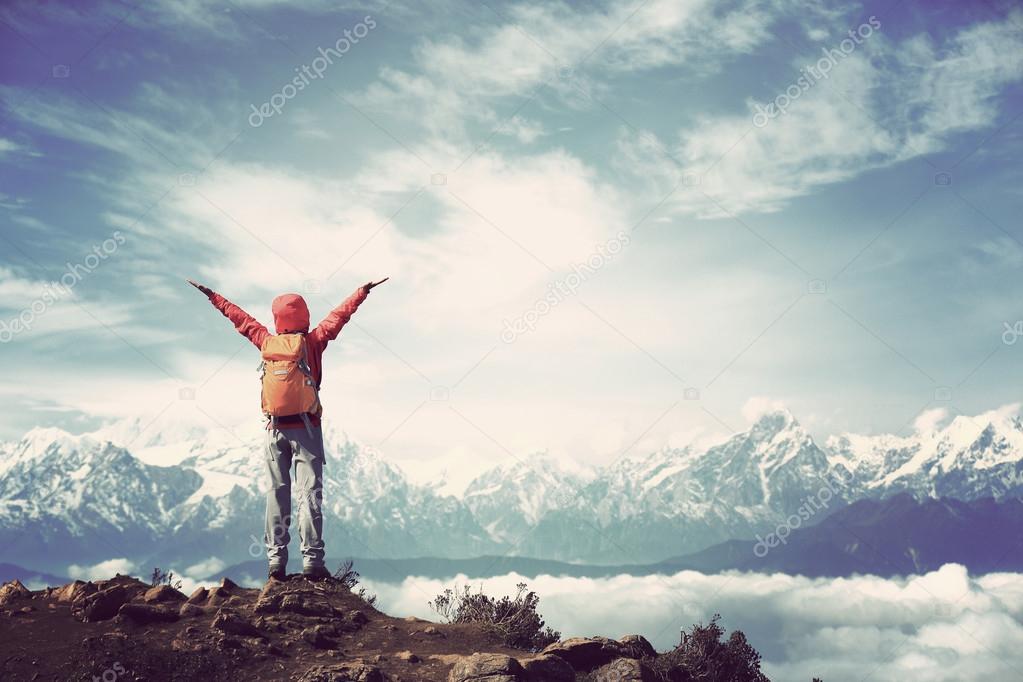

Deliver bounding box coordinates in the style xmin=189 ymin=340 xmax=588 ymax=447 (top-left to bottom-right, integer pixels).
xmin=258 ymin=334 xmax=321 ymax=423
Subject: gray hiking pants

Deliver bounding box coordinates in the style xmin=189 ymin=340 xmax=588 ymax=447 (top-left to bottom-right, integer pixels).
xmin=264 ymin=424 xmax=326 ymax=570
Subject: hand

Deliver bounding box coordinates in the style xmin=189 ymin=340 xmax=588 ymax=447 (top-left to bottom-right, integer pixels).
xmin=363 ymin=277 xmax=389 ymax=293
xmin=187 ymin=279 xmax=213 ymax=296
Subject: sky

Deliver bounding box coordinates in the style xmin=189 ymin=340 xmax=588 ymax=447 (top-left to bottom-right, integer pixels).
xmin=1 ymin=0 xmax=1023 ymax=478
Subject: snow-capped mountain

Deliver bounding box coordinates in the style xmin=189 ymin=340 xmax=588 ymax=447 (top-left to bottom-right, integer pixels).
xmin=0 ymin=422 xmax=498 ymax=575
xmin=828 ymin=406 xmax=1023 ymax=500
xmin=509 ymin=407 xmax=1023 ymax=562
xmin=462 ymin=452 xmax=595 ymax=543
xmin=3 ymin=403 xmax=1023 ymax=572
xmin=517 ymin=409 xmax=850 ymax=562
xmin=0 ymin=428 xmax=201 ymax=571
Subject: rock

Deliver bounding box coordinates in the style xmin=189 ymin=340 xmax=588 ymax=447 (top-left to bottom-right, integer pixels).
xmin=220 ymin=577 xmax=239 ymax=591
xmin=73 ymin=585 xmax=131 ymax=622
xmin=143 ymin=585 xmax=186 ymax=604
xmin=541 ymin=637 xmax=625 ymax=671
xmin=522 ymin=654 xmax=574 ymax=682
xmin=257 ymin=579 xmax=285 ymax=601
xmin=171 ymin=637 xmax=195 ymax=652
xmin=179 ymin=603 xmax=204 ymax=618
xmin=206 ymin=586 xmax=231 ymax=606
xmin=253 ymin=594 xmax=279 ymax=614
xmin=619 ymin=634 xmax=657 ymax=659
xmin=296 ymin=663 xmax=384 ymax=682
xmin=117 ymin=603 xmax=180 ymax=624
xmin=93 ymin=574 xmax=147 ymax=594
xmin=217 ymin=636 xmax=243 ymax=651
xmin=348 ymin=609 xmax=369 ymax=626
xmin=55 ymin=580 xmax=95 ymax=603
xmin=422 ymin=625 xmax=443 ymax=636
xmin=448 ymin=653 xmax=525 ymax=682
xmin=0 ymin=580 xmax=31 ymax=607
xmin=279 ymin=593 xmax=334 ymax=617
xmin=302 ymin=625 xmax=337 ymax=649
xmin=592 ymin=657 xmax=657 ymax=681
xmin=186 ymin=587 xmax=208 ymax=605
xmin=396 ymin=650 xmax=420 ymax=663
xmin=212 ymin=610 xmax=262 ymax=638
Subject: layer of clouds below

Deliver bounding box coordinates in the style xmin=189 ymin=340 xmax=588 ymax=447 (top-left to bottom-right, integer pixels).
xmin=65 ymin=557 xmax=220 ymax=597
xmin=364 ymin=564 xmax=1023 ymax=681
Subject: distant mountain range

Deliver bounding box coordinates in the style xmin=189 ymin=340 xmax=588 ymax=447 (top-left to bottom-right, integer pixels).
xmin=2 ymin=405 xmax=1022 ymax=575
xmin=657 ymin=493 xmax=1023 ymax=577
xmin=5 ymin=493 xmax=1018 ymax=587
xmin=202 ymin=494 xmax=1023 ymax=584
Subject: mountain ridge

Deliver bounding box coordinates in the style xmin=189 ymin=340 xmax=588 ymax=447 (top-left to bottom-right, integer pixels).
xmin=3 ymin=403 xmax=1022 ymax=571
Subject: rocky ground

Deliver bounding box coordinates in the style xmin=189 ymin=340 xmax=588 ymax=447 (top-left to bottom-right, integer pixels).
xmin=0 ymin=575 xmax=682 ymax=681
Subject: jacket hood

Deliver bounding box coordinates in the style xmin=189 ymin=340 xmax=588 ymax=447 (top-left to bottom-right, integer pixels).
xmin=272 ymin=293 xmax=310 ymax=334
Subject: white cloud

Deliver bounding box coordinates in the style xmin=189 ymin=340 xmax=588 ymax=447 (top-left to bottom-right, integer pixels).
xmin=357 ymin=0 xmax=816 ymax=140
xmin=154 ymin=143 xmax=627 ymax=334
xmin=913 ymin=407 xmax=949 ymax=434
xmin=619 ymin=12 xmax=1023 ymax=217
xmin=67 ymin=557 xmax=136 ymax=580
xmin=741 ymin=396 xmax=789 ymax=422
xmin=498 ymin=116 xmax=547 ymax=144
xmin=185 ymin=556 xmax=226 ymax=578
xmin=66 ymin=555 xmax=220 ymax=595
xmin=899 ymin=16 xmax=1023 ymax=145
xmin=366 ymin=564 xmax=1023 ymax=682
xmin=0 ymin=138 xmax=21 ymax=155
xmin=0 ymin=267 xmax=66 ymax=303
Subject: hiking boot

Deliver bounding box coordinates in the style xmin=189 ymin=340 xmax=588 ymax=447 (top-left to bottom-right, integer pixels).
xmin=303 ymin=565 xmax=332 ymax=582
xmin=268 ymin=565 xmax=287 ymax=582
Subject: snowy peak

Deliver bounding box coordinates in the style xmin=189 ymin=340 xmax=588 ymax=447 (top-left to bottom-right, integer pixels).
xmin=0 ymin=427 xmax=99 ymax=478
xmin=468 ymin=451 xmax=594 ymax=489
xmin=4 ymin=401 xmax=1023 ymax=568
xmin=463 ymin=452 xmax=594 ymax=539
xmin=748 ymin=408 xmax=799 ymax=439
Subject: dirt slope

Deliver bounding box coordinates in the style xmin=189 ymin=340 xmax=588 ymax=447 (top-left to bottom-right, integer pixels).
xmin=0 ymin=574 xmax=667 ymax=682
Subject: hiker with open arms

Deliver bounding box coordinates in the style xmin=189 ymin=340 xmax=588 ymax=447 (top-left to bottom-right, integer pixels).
xmin=187 ymin=278 xmax=387 ymax=582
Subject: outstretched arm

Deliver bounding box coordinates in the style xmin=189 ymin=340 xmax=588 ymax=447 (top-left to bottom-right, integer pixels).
xmin=187 ymin=279 xmax=270 ymax=349
xmin=310 ymin=279 xmax=386 ymax=346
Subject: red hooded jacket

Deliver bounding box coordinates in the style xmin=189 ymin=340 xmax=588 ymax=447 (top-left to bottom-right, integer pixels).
xmin=205 ymin=287 xmax=368 ymax=427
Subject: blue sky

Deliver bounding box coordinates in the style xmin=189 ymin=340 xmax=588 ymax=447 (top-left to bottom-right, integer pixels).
xmin=1 ymin=0 xmax=1022 ymax=480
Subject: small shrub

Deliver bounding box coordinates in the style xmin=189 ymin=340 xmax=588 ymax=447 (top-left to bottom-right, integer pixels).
xmin=652 ymin=614 xmax=769 ymax=682
xmin=149 ymin=567 xmax=182 ymax=590
xmin=428 ymin=582 xmax=560 ymax=651
xmin=333 ymin=559 xmax=377 ymax=606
